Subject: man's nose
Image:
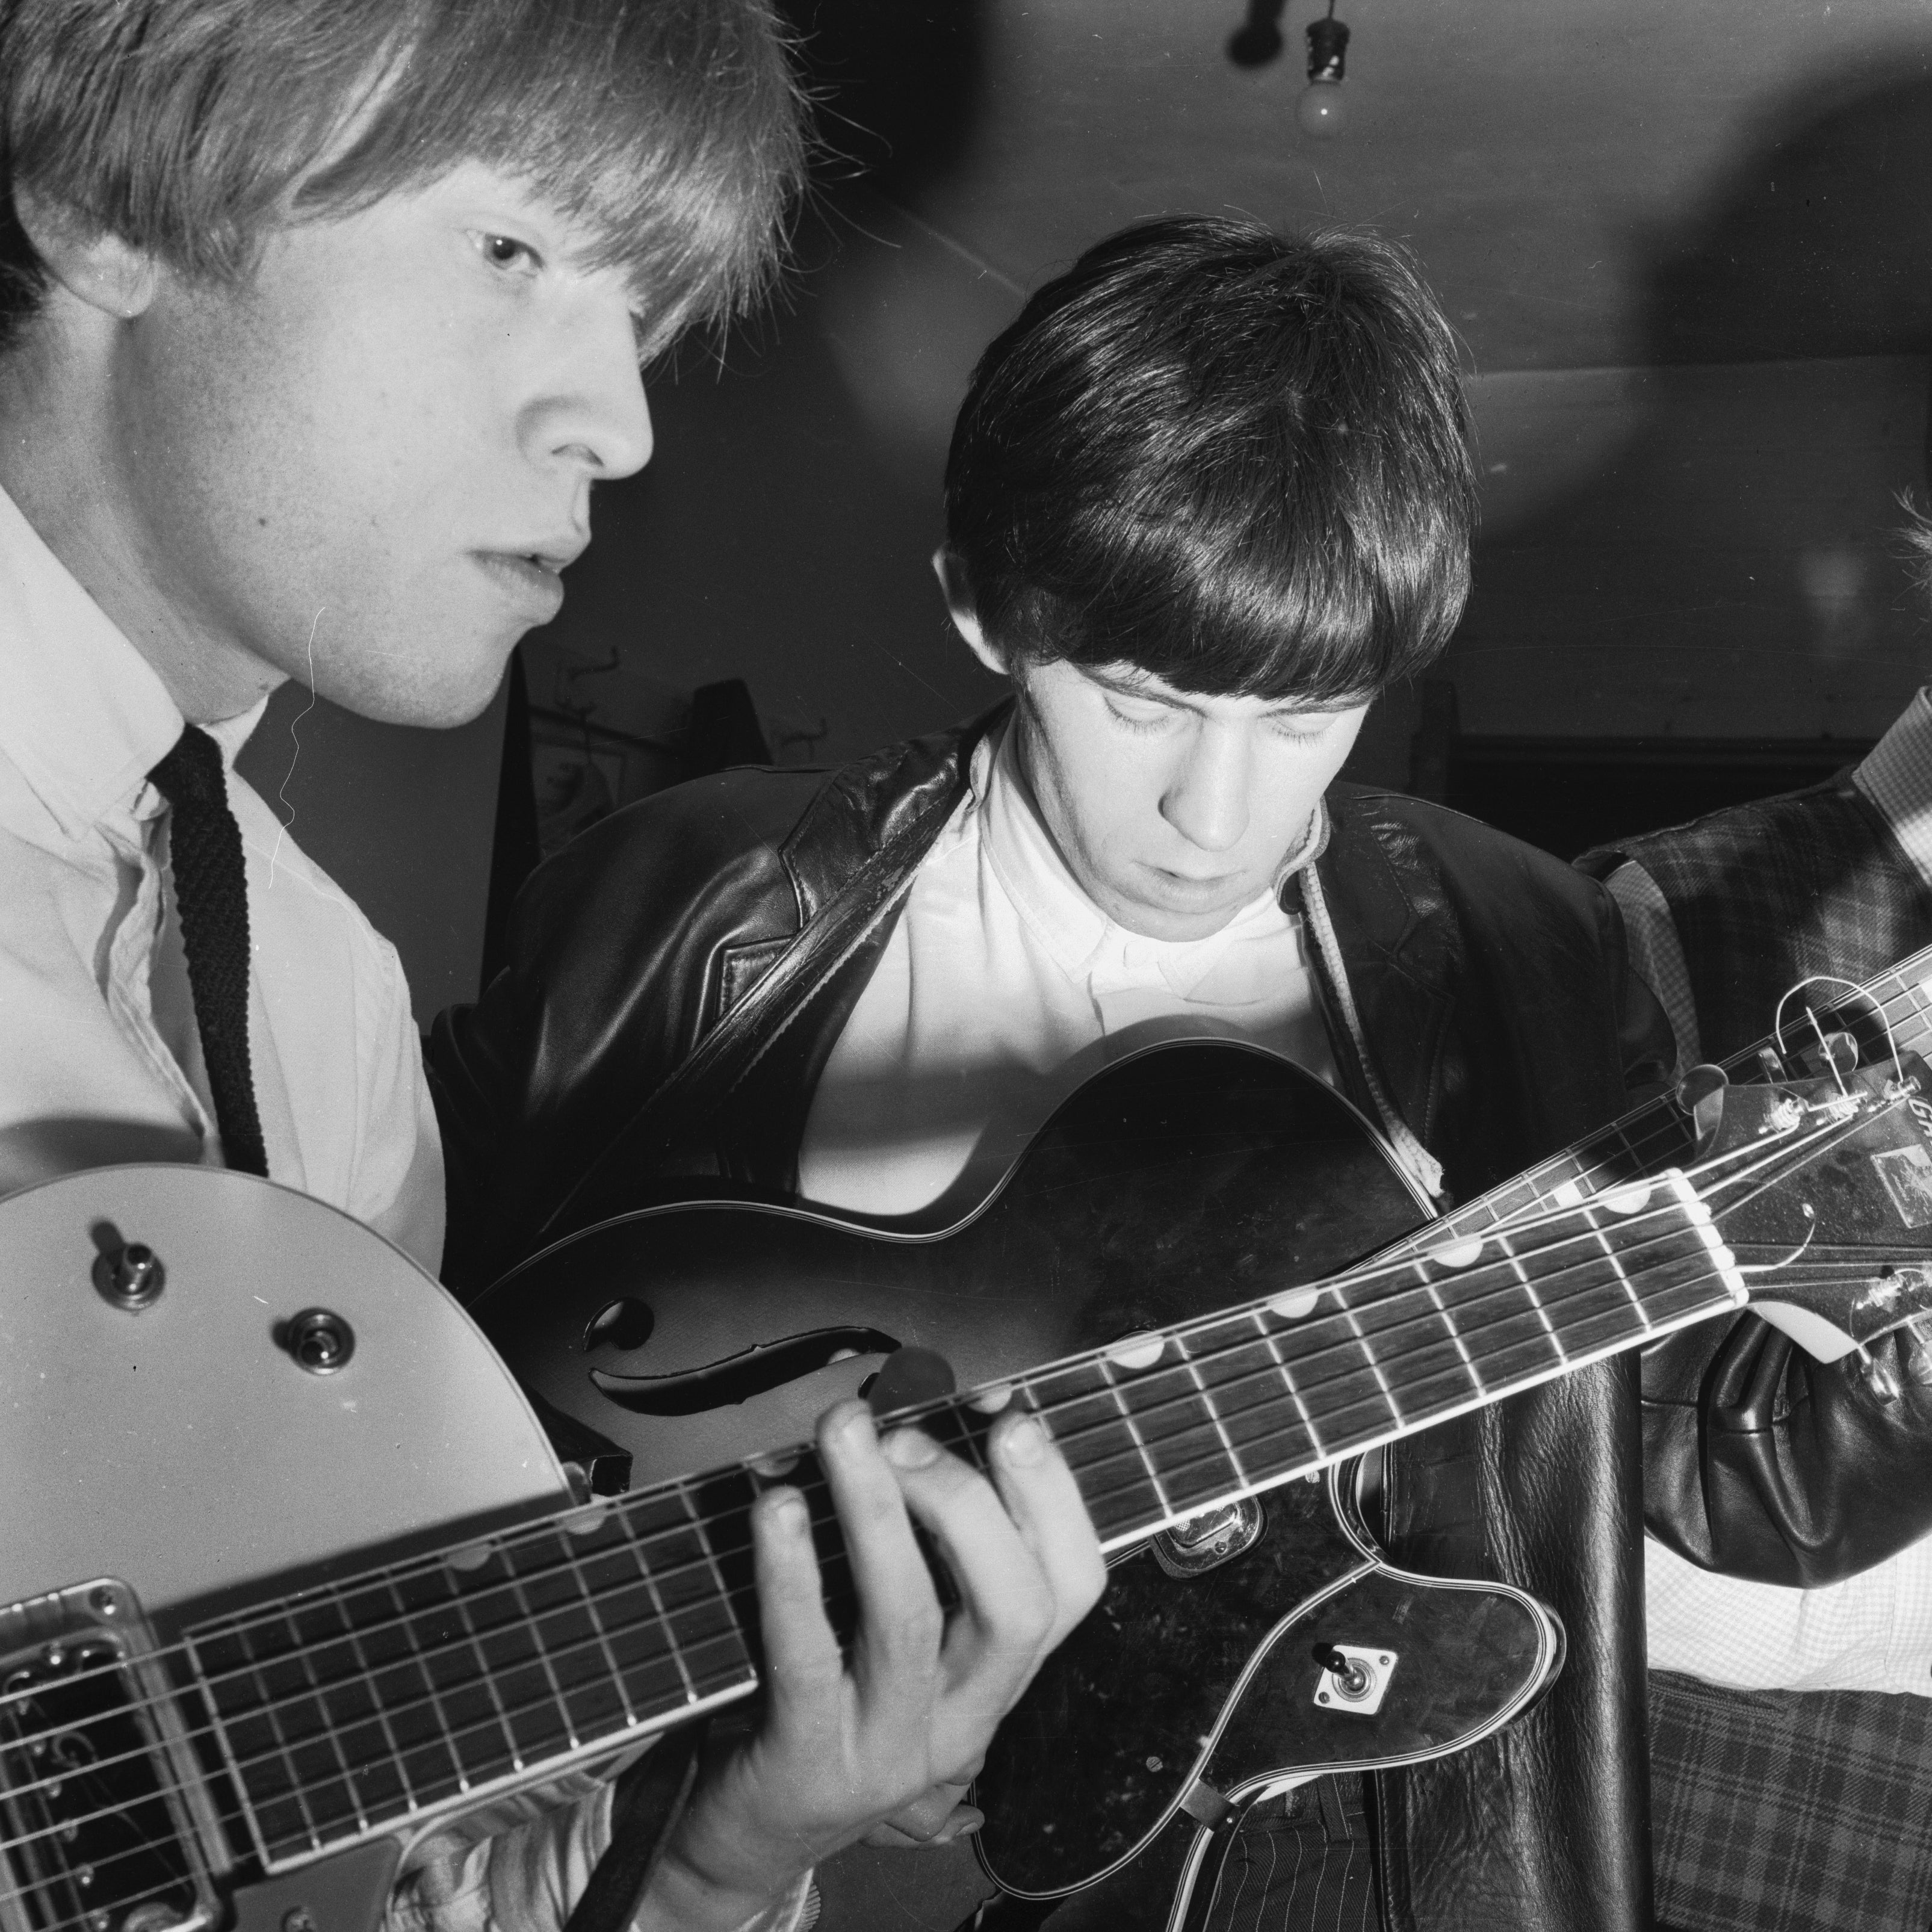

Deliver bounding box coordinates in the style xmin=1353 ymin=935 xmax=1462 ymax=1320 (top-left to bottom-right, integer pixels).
xmin=530 ymin=306 xmax=655 ymax=481
xmin=1160 ymin=724 xmax=1252 ymax=852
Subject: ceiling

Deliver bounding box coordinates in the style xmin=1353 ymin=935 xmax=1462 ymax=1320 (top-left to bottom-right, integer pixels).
xmin=784 ymin=0 xmax=1932 ymax=372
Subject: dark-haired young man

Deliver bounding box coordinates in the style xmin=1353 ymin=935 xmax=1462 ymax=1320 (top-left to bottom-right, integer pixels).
xmin=434 ymin=217 xmax=1675 ymax=1932
xmin=0 ymin=5 xmax=1103 ymax=1931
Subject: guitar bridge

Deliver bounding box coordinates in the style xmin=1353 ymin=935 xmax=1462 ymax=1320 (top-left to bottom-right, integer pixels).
xmin=1151 ymin=1497 xmax=1266 ymax=1579
xmin=1 ymin=1581 xmax=216 ymax=1932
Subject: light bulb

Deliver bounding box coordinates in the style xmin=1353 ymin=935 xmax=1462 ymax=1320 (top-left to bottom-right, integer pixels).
xmin=1298 ymin=14 xmax=1350 ymax=140
xmin=1296 ymin=79 xmax=1346 ymax=138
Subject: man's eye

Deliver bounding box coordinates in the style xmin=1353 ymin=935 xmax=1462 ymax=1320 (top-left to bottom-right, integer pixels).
xmin=478 ymin=233 xmax=539 ymax=273
xmin=1105 ymin=699 xmax=1172 ymax=734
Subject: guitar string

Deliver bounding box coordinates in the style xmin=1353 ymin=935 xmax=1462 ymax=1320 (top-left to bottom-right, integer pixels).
xmin=0 ymin=1228 xmax=1906 ymax=1901
xmin=0 ymin=1100 xmax=1893 ymax=1850
xmin=0 ymin=1165 xmax=1788 ymax=1835
xmin=0 ymin=1113 xmax=1841 ymax=1795
xmin=10 ymin=995 xmax=1930 ymax=1916
xmin=0 ymin=1112 xmax=1870 ymax=1831
xmin=0 ymin=1191 xmax=1727 ymax=1856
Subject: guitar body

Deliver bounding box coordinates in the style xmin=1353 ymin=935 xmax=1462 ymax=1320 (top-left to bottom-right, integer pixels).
xmin=475 ymin=1042 xmax=1434 ymax=1477
xmin=474 ymin=1044 xmax=1562 ymax=1916
xmin=1 ymin=1166 xmax=573 ymax=1932
xmin=972 ymin=1469 xmax=1557 ymax=1927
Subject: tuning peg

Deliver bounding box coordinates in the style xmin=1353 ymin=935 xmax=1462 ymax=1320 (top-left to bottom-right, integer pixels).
xmin=1674 ymin=1064 xmax=1729 ymax=1150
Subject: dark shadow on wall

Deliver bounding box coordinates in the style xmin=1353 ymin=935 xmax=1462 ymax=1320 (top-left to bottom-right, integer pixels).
xmin=535 ymin=2 xmax=1010 ymax=770
xmin=777 ymin=0 xmax=987 ymax=204
xmin=1437 ymin=54 xmax=1932 ymax=844
xmin=1643 ymin=63 xmax=1932 ymax=365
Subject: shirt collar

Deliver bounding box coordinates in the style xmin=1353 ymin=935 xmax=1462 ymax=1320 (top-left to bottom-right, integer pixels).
xmin=1853 ymin=687 xmax=1932 ymax=892
xmin=973 ymin=719 xmax=1321 ymax=997
xmin=0 ymin=485 xmax=264 ymax=837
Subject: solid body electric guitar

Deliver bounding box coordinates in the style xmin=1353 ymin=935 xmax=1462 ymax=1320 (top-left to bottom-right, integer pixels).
xmin=471 ymin=951 xmax=1932 ymax=1929
xmin=9 ymin=962 xmax=1932 ymax=1932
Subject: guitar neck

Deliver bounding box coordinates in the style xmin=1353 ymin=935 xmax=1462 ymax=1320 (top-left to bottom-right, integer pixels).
xmin=1412 ymin=940 xmax=1932 ymax=1254
xmin=187 ymin=951 xmax=1932 ymax=1872
xmin=186 ymin=1169 xmax=1746 ymax=1872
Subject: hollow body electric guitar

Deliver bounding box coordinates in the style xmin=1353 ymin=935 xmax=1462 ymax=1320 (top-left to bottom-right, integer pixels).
xmin=468 ymin=953 xmax=1932 ymax=1931
xmin=8 ymin=968 xmax=1932 ymax=1932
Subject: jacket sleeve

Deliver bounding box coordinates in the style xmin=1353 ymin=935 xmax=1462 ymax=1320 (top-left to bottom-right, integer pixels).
xmin=1643 ymin=1311 xmax=1932 ymax=1586
xmin=1600 ymin=857 xmax=1932 ymax=1585
xmin=427 ymin=773 xmax=817 ymax=1296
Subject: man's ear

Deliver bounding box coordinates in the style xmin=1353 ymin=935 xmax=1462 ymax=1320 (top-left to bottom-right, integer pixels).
xmin=12 ymin=185 xmax=158 ymax=320
xmin=930 ymin=546 xmax=1008 ymax=678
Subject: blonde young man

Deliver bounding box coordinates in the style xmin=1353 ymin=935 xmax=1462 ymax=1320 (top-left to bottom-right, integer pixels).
xmin=0 ymin=6 xmax=1101 ymax=1930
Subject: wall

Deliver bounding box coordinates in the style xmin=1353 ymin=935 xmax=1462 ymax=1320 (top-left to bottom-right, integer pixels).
xmin=1454 ymin=357 xmax=1931 ymax=739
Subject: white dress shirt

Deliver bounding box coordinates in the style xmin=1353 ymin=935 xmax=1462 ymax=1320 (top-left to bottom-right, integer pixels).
xmin=799 ymin=724 xmax=1339 ymax=1223
xmin=1609 ymin=689 xmax=1932 ymax=1695
xmin=0 ymin=486 xmax=816 ymax=1932
xmin=0 ymin=483 xmax=443 ymax=1262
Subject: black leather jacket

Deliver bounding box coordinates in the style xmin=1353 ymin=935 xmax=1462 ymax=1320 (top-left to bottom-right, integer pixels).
xmin=432 ymin=713 xmax=1674 ymax=1932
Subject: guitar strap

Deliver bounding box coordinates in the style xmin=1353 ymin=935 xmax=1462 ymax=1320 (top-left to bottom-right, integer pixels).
xmin=534 ymin=767 xmax=967 ymax=1246
xmin=561 ymin=1724 xmax=706 ymax=1932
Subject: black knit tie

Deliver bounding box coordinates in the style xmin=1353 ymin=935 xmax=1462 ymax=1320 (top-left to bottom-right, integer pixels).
xmin=148 ymin=725 xmax=269 ymax=1177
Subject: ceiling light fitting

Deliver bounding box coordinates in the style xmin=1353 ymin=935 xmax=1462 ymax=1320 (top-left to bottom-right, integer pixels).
xmin=1297 ymin=2 xmax=1350 ymax=140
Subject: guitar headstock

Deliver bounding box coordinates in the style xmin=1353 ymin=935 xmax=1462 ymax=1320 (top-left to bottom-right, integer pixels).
xmin=1691 ymin=1055 xmax=1932 ymax=1361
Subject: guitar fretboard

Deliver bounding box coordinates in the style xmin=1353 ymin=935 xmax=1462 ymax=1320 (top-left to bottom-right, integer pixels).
xmin=185 ymin=1171 xmax=1741 ymax=1867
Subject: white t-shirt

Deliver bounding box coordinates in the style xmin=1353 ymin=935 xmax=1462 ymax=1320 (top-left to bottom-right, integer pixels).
xmin=798 ymin=724 xmax=1339 ymax=1224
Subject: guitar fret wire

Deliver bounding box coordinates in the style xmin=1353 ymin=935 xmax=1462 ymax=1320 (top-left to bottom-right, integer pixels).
xmin=286 ymin=1594 xmax=375 ymax=1836
xmin=1323 ymin=1271 xmax=1404 ymax=1426
xmin=444 ymin=1548 xmax=534 ymax=1774
xmin=560 ymin=1530 xmax=644 ymax=1731
xmin=1091 ymin=1355 xmax=1174 ymax=1517
xmin=332 ymin=1579 xmax=425 ymax=1818
xmin=1498 ymin=1227 xmax=1570 ymax=1365
xmin=1243 ymin=1307 xmax=1326 ymax=1458
xmin=185 ymin=1612 xmax=325 ymax=1863
xmin=497 ymin=1537 xmax=583 ymax=1759
xmin=1406 ymin=1253 xmax=1485 ymax=1395
xmin=1587 ymin=1215 xmax=1658 ymax=1333
xmin=383 ymin=1569 xmax=474 ymax=1801
xmin=1166 ymin=1327 xmax=1252 ymax=1489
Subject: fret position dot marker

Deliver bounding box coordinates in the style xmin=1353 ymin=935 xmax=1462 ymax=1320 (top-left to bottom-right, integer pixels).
xmin=1425 ymin=1236 xmax=1485 ymax=1269
xmin=1266 ymin=1287 xmax=1322 ymax=1321
xmin=1602 ymin=1183 xmax=1652 ymax=1215
xmin=1106 ymin=1334 xmax=1167 ymax=1372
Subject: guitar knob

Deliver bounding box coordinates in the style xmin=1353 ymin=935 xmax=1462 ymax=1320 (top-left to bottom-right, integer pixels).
xmin=288 ymin=1308 xmax=355 ymax=1375
xmin=92 ymin=1242 xmax=164 ymax=1312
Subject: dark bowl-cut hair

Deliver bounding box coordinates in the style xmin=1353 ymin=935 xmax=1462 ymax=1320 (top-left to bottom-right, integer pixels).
xmin=943 ymin=216 xmax=1476 ymax=705
xmin=0 ymin=0 xmax=805 ymax=356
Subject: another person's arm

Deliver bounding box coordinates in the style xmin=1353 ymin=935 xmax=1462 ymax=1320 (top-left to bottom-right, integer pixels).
xmin=1608 ymin=858 xmax=1932 ymax=1587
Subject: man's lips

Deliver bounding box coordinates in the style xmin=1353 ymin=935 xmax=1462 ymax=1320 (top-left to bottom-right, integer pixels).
xmin=1145 ymin=865 xmax=1243 ymax=897
xmin=474 ymin=550 xmax=572 ymax=619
